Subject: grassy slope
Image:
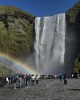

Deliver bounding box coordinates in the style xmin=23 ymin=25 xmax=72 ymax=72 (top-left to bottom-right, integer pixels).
xmin=0 ymin=65 xmax=12 ymax=76
xmin=66 ymin=1 xmax=80 ymax=72
xmin=0 ymin=6 xmax=35 ymax=58
xmin=66 ymin=1 xmax=80 ymax=23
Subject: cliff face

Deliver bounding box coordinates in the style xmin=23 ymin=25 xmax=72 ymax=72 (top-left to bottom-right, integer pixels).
xmin=66 ymin=1 xmax=80 ymax=32
xmin=66 ymin=1 xmax=80 ymax=54
xmin=64 ymin=1 xmax=80 ymax=72
xmin=0 ymin=6 xmax=35 ymax=58
xmin=66 ymin=1 xmax=80 ymax=23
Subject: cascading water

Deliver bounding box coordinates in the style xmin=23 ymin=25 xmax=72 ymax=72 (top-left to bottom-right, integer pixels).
xmin=34 ymin=13 xmax=66 ymax=74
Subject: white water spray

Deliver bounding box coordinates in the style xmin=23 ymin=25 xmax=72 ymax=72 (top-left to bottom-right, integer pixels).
xmin=35 ymin=13 xmax=66 ymax=74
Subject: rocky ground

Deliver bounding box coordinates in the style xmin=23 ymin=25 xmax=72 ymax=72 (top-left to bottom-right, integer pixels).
xmin=0 ymin=78 xmax=80 ymax=100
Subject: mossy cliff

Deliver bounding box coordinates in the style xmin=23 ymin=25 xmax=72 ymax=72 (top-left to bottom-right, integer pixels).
xmin=0 ymin=6 xmax=35 ymax=58
xmin=0 ymin=64 xmax=12 ymax=76
xmin=66 ymin=1 xmax=80 ymax=31
xmin=66 ymin=1 xmax=80 ymax=52
xmin=65 ymin=1 xmax=80 ymax=72
xmin=66 ymin=1 xmax=80 ymax=23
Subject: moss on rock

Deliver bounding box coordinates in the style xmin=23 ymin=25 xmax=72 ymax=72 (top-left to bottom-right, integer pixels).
xmin=0 ymin=64 xmax=12 ymax=76
xmin=0 ymin=6 xmax=35 ymax=58
xmin=66 ymin=1 xmax=80 ymax=23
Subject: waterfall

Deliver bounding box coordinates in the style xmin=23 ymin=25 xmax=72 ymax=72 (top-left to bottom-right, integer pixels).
xmin=34 ymin=13 xmax=66 ymax=74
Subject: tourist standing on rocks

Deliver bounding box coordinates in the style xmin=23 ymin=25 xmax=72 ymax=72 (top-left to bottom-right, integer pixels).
xmin=28 ymin=74 xmax=31 ymax=86
xmin=23 ymin=75 xmax=26 ymax=87
xmin=25 ymin=74 xmax=28 ymax=86
xmin=31 ymin=75 xmax=35 ymax=85
xmin=63 ymin=73 xmax=67 ymax=84
xmin=8 ymin=76 xmax=12 ymax=84
xmin=6 ymin=76 xmax=9 ymax=85
xmin=18 ymin=76 xmax=22 ymax=88
xmin=13 ymin=76 xmax=17 ymax=89
xmin=35 ymin=74 xmax=39 ymax=85
xmin=27 ymin=75 xmax=30 ymax=86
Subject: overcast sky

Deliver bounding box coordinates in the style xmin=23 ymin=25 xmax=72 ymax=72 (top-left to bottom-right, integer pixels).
xmin=0 ymin=0 xmax=78 ymax=16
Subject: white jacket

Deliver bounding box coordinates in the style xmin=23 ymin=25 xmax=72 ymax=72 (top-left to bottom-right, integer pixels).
xmin=31 ymin=76 xmax=35 ymax=80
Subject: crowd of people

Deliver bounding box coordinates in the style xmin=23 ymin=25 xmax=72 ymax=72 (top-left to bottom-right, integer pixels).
xmin=7 ymin=74 xmax=40 ymax=89
xmin=0 ymin=74 xmax=40 ymax=89
xmin=0 ymin=72 xmax=79 ymax=89
xmin=59 ymin=72 xmax=79 ymax=84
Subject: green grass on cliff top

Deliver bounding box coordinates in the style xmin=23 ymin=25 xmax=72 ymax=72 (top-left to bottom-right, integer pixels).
xmin=66 ymin=1 xmax=80 ymax=23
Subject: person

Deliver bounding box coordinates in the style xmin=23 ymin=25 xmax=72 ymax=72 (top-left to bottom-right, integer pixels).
xmin=25 ymin=74 xmax=28 ymax=86
xmin=8 ymin=76 xmax=11 ymax=84
xmin=13 ymin=76 xmax=17 ymax=89
xmin=63 ymin=73 xmax=67 ymax=84
xmin=35 ymin=74 xmax=39 ymax=85
xmin=31 ymin=75 xmax=35 ymax=85
xmin=18 ymin=76 xmax=22 ymax=88
xmin=71 ymin=73 xmax=74 ymax=78
xmin=6 ymin=77 xmax=9 ymax=85
xmin=28 ymin=74 xmax=31 ymax=86
xmin=23 ymin=75 xmax=26 ymax=87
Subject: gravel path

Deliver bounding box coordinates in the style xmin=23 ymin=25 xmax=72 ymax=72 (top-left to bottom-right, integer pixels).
xmin=0 ymin=78 xmax=80 ymax=100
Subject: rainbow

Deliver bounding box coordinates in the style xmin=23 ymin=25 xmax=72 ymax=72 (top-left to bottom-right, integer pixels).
xmin=0 ymin=52 xmax=39 ymax=75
